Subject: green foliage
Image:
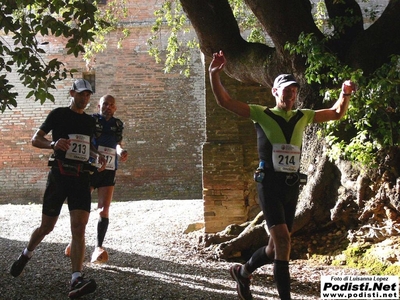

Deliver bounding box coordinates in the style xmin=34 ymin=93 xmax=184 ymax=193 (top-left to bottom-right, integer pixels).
xmin=314 ymin=1 xmax=327 ymax=32
xmin=228 ymin=0 xmax=266 ymax=44
xmin=147 ymin=0 xmax=198 ymax=77
xmin=0 ymin=0 xmax=127 ymax=112
xmin=83 ymin=0 xmax=130 ymax=64
xmin=286 ymin=33 xmax=400 ymax=167
xmin=147 ymin=0 xmax=264 ymax=76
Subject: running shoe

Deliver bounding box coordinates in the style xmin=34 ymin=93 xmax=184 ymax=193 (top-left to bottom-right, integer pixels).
xmin=68 ymin=276 xmax=97 ymax=299
xmin=10 ymin=252 xmax=31 ymax=277
xmin=230 ymin=263 xmax=253 ymax=300
xmin=91 ymin=247 xmax=109 ymax=264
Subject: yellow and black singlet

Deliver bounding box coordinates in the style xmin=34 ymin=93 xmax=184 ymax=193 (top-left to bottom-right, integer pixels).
xmin=249 ymin=105 xmax=315 ymax=173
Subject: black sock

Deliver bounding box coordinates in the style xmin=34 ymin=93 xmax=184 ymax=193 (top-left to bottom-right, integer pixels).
xmin=273 ymin=259 xmax=291 ymax=300
xmin=97 ymin=217 xmax=109 ymax=247
xmin=244 ymin=246 xmax=273 ymax=274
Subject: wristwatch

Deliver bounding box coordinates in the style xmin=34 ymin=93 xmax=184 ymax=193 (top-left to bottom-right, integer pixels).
xmin=50 ymin=141 xmax=56 ymax=149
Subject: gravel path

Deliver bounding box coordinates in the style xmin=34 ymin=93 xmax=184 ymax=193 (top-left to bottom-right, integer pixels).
xmin=0 ymin=200 xmax=365 ymax=299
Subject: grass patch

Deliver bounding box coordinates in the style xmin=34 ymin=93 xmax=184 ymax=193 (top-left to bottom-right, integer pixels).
xmin=331 ymin=244 xmax=400 ymax=276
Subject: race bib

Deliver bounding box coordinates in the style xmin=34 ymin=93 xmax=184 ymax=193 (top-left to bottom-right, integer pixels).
xmin=98 ymin=145 xmax=116 ymax=170
xmin=65 ymin=134 xmax=90 ymax=162
xmin=272 ymin=143 xmax=301 ymax=173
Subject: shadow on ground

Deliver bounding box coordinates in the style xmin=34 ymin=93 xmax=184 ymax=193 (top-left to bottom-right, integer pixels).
xmin=1 ymin=238 xmax=235 ymax=299
xmin=0 ymin=201 xmax=322 ymax=300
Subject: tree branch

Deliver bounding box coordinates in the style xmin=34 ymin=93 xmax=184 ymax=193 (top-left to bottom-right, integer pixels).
xmin=245 ymin=0 xmax=322 ymax=53
xmin=324 ymin=0 xmax=364 ymax=60
xmin=346 ymin=0 xmax=400 ymax=74
xmin=180 ymin=0 xmax=276 ymax=85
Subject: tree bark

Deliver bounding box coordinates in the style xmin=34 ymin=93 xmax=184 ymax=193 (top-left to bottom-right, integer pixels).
xmin=180 ymin=0 xmax=400 ymax=85
xmin=179 ymin=0 xmax=400 ymax=259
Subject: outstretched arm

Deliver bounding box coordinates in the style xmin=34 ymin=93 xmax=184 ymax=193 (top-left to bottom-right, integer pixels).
xmin=313 ymin=80 xmax=356 ymax=123
xmin=209 ymin=51 xmax=250 ymax=118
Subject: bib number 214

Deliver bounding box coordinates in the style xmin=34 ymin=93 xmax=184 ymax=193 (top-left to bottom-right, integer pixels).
xmin=272 ymin=144 xmax=300 ymax=173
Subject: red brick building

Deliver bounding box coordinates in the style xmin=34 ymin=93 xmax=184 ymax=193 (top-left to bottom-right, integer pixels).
xmin=0 ymin=1 xmax=273 ymax=232
xmin=0 ymin=1 xmax=205 ymax=202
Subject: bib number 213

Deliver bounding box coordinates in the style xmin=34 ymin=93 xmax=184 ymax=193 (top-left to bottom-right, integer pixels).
xmin=65 ymin=134 xmax=90 ymax=162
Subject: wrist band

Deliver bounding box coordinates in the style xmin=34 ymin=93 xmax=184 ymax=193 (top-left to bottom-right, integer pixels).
xmin=342 ymin=93 xmax=351 ymax=96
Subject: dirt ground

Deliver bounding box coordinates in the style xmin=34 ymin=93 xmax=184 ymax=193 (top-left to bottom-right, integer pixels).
xmin=0 ymin=199 xmax=367 ymax=299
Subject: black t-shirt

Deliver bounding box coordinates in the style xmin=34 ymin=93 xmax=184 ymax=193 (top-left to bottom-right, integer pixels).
xmin=39 ymin=107 xmax=96 ymax=162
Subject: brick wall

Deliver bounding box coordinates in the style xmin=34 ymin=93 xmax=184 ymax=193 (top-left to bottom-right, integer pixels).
xmin=0 ymin=1 xmax=275 ymax=234
xmin=203 ymin=59 xmax=274 ymax=233
xmin=0 ymin=2 xmax=205 ymax=204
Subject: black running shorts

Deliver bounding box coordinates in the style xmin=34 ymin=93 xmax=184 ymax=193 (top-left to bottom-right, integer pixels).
xmin=257 ymin=170 xmax=300 ymax=232
xmin=42 ymin=168 xmax=91 ymax=217
xmin=90 ymin=169 xmax=116 ymax=189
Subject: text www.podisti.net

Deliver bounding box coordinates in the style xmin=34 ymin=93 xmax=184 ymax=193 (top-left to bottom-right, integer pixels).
xmin=320 ymin=275 xmax=399 ymax=299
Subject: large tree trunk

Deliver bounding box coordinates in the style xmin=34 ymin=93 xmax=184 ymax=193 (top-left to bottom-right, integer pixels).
xmin=179 ymin=0 xmax=400 ymax=260
xmin=203 ymin=146 xmax=400 ymax=261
